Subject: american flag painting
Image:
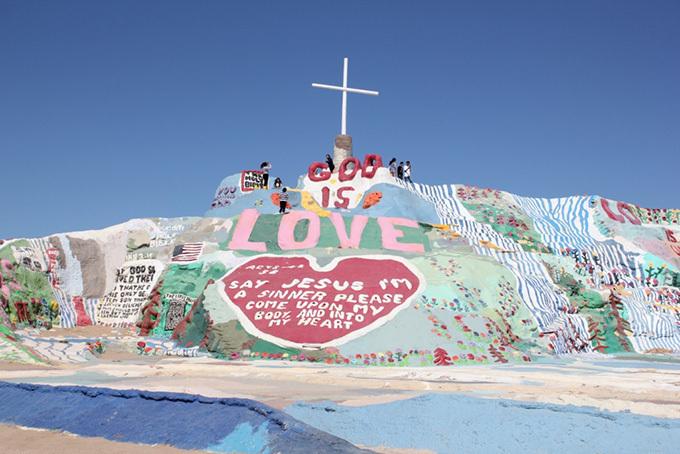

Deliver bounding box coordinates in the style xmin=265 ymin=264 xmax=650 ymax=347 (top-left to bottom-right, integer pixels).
xmin=171 ymin=243 xmax=203 ymax=262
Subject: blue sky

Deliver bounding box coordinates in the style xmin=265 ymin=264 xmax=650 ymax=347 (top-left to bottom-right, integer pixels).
xmin=1 ymin=1 xmax=678 ymax=239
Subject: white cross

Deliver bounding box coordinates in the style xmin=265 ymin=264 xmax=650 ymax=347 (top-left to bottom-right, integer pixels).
xmin=312 ymin=57 xmax=379 ymax=135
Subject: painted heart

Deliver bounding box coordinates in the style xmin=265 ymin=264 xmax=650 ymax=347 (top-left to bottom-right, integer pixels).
xmin=217 ymin=255 xmax=425 ymax=349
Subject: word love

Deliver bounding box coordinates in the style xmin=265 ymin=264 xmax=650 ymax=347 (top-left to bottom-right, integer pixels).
xmin=218 ymin=255 xmax=425 ymax=348
xmin=227 ymin=209 xmax=426 ymax=253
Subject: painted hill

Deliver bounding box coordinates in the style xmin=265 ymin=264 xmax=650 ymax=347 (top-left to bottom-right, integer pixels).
xmin=2 ymin=154 xmax=679 ymax=366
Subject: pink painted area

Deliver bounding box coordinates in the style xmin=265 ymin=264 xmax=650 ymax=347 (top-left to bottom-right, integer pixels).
xmin=601 ymin=198 xmax=642 ymax=225
xmin=219 ymin=255 xmax=423 ymax=347
xmin=0 ymin=259 xmax=23 ymax=298
xmin=72 ymin=296 xmax=93 ymax=326
xmin=329 ymin=213 xmax=368 ymax=248
xmin=601 ymin=198 xmax=625 ymax=223
xmin=618 ymin=202 xmax=642 ymax=225
xmin=228 ymin=209 xmax=267 ymax=252
xmin=634 ymin=238 xmax=680 ymax=264
xmin=377 ymin=217 xmax=426 ymax=253
xmin=278 ymin=211 xmax=321 ymax=250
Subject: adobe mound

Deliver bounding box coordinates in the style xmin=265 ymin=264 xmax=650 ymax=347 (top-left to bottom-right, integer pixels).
xmin=1 ymin=154 xmax=679 ymax=366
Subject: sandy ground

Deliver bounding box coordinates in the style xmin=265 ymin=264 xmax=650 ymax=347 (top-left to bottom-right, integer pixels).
xmin=2 ymin=327 xmax=679 ymax=452
xmin=2 ymin=354 xmax=679 ymax=418
xmin=0 ymin=424 xmax=209 ymax=454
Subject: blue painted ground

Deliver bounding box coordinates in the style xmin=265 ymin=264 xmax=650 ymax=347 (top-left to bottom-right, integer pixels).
xmin=0 ymin=381 xmax=372 ymax=454
xmin=287 ymin=393 xmax=680 ymax=454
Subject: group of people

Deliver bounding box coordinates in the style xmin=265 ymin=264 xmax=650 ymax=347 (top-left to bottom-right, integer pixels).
xmin=388 ymin=158 xmax=413 ymax=183
xmin=259 ymin=162 xmax=287 ymax=213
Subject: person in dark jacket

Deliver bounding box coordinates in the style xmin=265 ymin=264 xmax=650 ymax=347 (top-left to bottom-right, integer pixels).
xmin=325 ymin=154 xmax=335 ymax=173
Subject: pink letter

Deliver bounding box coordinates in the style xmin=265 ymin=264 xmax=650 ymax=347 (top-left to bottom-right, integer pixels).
xmin=279 ymin=211 xmax=321 ymax=250
xmin=600 ymin=198 xmax=625 ymax=223
xmin=334 ymin=186 xmax=353 ymax=208
xmin=338 ymin=158 xmax=361 ymax=182
xmin=377 ymin=217 xmax=425 ymax=253
xmin=308 ymin=162 xmax=331 ymax=182
xmin=361 ymin=154 xmax=383 ymax=178
xmin=329 ymin=213 xmax=368 ymax=248
xmin=617 ymin=202 xmax=641 ymax=225
xmin=227 ymin=209 xmax=267 ymax=252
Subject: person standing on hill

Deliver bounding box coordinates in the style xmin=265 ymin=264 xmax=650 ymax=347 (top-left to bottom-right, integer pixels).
xmin=404 ymin=161 xmax=413 ymax=183
xmin=388 ymin=158 xmax=397 ymax=177
xmin=261 ymin=162 xmax=271 ymax=189
xmin=279 ymin=187 xmax=289 ymax=214
xmin=397 ymin=162 xmax=404 ymax=180
xmin=325 ymin=154 xmax=335 ymax=173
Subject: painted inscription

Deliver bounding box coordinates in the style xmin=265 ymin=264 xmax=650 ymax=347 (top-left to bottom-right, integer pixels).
xmin=164 ymin=293 xmax=195 ymax=331
xmin=241 ymin=170 xmax=264 ymax=192
xmin=98 ymin=260 xmax=163 ymax=326
xmin=305 ymin=155 xmax=386 ymax=209
xmin=227 ymin=209 xmax=427 ymax=253
xmin=217 ymin=255 xmax=425 ymax=348
xmin=11 ymin=247 xmax=46 ymax=272
xmin=211 ymin=185 xmax=238 ymax=210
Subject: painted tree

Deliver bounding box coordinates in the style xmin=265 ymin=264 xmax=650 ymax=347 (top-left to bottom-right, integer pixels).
xmin=487 ymin=344 xmax=509 ymax=363
xmin=136 ymin=280 xmax=163 ymax=336
xmin=433 ymin=347 xmax=452 ymax=366
xmin=587 ymin=317 xmax=609 ymax=353
xmin=608 ymin=291 xmax=633 ymax=352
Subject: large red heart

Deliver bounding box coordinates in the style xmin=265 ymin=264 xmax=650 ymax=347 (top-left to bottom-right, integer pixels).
xmin=217 ymin=255 xmax=425 ymax=349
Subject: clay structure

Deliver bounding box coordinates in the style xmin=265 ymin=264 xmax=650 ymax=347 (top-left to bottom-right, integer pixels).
xmin=1 ymin=155 xmax=679 ymax=366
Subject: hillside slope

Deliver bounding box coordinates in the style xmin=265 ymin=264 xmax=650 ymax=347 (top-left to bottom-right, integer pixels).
xmin=1 ymin=155 xmax=679 ymax=365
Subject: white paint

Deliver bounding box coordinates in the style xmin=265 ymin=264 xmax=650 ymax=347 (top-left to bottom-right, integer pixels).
xmin=301 ymin=166 xmax=396 ymax=210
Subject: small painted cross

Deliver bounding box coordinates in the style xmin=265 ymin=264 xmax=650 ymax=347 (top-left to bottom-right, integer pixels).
xmin=312 ymin=58 xmax=379 ymax=135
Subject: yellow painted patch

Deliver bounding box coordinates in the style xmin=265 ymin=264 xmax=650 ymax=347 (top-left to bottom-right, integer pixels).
xmin=290 ymin=189 xmax=331 ymax=217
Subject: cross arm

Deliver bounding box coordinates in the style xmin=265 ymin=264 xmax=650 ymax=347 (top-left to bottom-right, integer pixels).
xmin=311 ymin=83 xmax=379 ymax=96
